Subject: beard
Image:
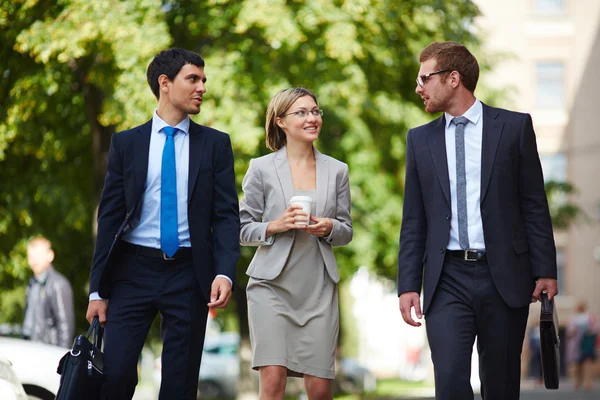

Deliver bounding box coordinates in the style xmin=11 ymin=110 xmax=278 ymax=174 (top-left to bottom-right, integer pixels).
xmin=425 ymin=95 xmax=451 ymax=114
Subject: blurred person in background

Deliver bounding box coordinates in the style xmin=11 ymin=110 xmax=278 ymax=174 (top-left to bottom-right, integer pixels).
xmin=397 ymin=41 xmax=558 ymax=400
xmin=527 ymin=320 xmax=543 ymax=386
xmin=567 ymin=300 xmax=598 ymax=391
xmin=22 ymin=236 xmax=74 ymax=348
xmin=240 ymin=87 xmax=352 ymax=400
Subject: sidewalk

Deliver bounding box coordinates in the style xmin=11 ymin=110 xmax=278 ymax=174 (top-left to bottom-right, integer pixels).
xmin=396 ymin=379 xmax=600 ymax=400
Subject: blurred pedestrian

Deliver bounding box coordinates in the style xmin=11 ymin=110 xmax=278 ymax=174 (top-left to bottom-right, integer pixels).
xmin=567 ymin=300 xmax=598 ymax=391
xmin=22 ymin=236 xmax=74 ymax=348
xmin=397 ymin=41 xmax=558 ymax=400
xmin=240 ymin=87 xmax=353 ymax=400
xmin=528 ymin=320 xmax=543 ymax=385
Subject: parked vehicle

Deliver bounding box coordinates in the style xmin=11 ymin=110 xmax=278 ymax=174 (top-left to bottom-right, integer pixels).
xmin=0 ymin=354 xmax=28 ymax=400
xmin=0 ymin=337 xmax=67 ymax=400
xmin=337 ymin=358 xmax=377 ymax=394
xmin=153 ymin=332 xmax=240 ymax=399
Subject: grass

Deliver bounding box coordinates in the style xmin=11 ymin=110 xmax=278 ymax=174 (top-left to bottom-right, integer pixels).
xmin=335 ymin=378 xmax=433 ymax=400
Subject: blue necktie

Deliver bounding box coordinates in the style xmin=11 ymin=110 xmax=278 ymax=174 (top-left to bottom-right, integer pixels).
xmin=453 ymin=116 xmax=470 ymax=250
xmin=161 ymin=126 xmax=179 ymax=257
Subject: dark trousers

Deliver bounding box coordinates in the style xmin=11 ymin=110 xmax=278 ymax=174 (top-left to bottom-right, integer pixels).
xmin=101 ymin=252 xmax=208 ymax=400
xmin=425 ymin=256 xmax=529 ymax=400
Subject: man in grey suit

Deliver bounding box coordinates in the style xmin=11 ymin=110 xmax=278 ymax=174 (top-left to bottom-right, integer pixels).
xmin=397 ymin=42 xmax=558 ymax=399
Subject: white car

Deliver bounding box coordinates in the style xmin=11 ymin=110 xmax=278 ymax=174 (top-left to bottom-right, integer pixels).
xmin=153 ymin=332 xmax=241 ymax=399
xmin=0 ymin=337 xmax=68 ymax=400
xmin=0 ymin=355 xmax=28 ymax=400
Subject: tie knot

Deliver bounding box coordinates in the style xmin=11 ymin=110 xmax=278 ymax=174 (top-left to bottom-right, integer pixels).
xmin=163 ymin=126 xmax=178 ymax=137
xmin=452 ymin=116 xmax=469 ymax=127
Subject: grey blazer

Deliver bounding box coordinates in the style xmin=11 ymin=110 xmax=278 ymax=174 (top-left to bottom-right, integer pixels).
xmin=240 ymin=146 xmax=352 ymax=283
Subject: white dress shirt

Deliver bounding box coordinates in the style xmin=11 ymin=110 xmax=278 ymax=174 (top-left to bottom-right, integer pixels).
xmin=90 ymin=112 xmax=230 ymax=301
xmin=444 ymin=99 xmax=486 ymax=251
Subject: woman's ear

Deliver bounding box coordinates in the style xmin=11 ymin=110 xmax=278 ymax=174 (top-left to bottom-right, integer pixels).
xmin=275 ymin=117 xmax=285 ymax=129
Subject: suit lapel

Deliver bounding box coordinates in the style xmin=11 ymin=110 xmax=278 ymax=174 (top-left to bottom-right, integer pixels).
xmin=134 ymin=120 xmax=152 ymax=200
xmin=427 ymin=116 xmax=451 ymax=206
xmin=314 ymin=148 xmax=329 ymax=217
xmin=188 ymin=120 xmax=207 ymax=202
xmin=480 ymin=104 xmax=504 ymax=202
xmin=273 ymin=146 xmax=295 ymax=207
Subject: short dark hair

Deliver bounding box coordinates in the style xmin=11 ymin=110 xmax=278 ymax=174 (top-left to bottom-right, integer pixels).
xmin=419 ymin=42 xmax=479 ymax=92
xmin=146 ymin=48 xmax=205 ymax=99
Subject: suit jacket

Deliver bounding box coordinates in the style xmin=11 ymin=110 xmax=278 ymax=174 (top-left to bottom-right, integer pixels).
xmin=88 ymin=119 xmax=240 ymax=301
xmin=240 ymin=146 xmax=352 ymax=283
xmin=397 ymin=103 xmax=557 ymax=314
xmin=24 ymin=266 xmax=75 ymax=348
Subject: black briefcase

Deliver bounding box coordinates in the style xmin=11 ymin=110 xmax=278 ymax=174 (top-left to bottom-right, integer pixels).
xmin=56 ymin=316 xmax=104 ymax=399
xmin=539 ymin=293 xmax=560 ymax=389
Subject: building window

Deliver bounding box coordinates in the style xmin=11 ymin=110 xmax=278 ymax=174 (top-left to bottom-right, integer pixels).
xmin=536 ymin=0 xmax=565 ymax=15
xmin=540 ymin=152 xmax=567 ymax=183
xmin=536 ymin=62 xmax=565 ymax=109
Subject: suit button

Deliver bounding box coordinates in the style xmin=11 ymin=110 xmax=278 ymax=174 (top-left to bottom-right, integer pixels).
xmin=440 ymin=248 xmax=445 ymax=254
xmin=481 ymin=209 xmax=486 ymax=213
xmin=446 ymin=215 xmax=451 ymax=221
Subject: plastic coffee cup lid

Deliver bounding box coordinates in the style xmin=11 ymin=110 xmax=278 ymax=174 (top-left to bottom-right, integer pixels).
xmin=289 ymin=196 xmax=313 ymax=203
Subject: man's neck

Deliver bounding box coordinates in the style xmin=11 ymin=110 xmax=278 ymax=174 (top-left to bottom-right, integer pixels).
xmin=156 ymin=104 xmax=188 ymax=127
xmin=446 ymin=93 xmax=476 ymax=117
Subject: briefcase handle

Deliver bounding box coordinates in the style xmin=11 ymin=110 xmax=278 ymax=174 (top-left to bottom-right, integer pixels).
xmin=86 ymin=316 xmax=104 ymax=349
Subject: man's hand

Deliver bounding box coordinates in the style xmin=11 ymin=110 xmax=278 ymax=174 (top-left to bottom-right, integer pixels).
xmin=86 ymin=300 xmax=108 ymax=326
xmin=399 ymin=292 xmax=423 ymax=327
xmin=532 ymin=278 xmax=558 ymax=303
xmin=207 ymin=276 xmax=232 ymax=309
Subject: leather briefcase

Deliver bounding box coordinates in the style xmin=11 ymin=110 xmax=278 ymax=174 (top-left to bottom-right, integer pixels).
xmin=539 ymin=292 xmax=560 ymax=389
xmin=56 ymin=316 xmax=104 ymax=399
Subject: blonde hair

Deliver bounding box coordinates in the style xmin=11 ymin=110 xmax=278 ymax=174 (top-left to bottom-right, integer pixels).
xmin=28 ymin=236 xmax=52 ymax=250
xmin=265 ymin=88 xmax=318 ymax=151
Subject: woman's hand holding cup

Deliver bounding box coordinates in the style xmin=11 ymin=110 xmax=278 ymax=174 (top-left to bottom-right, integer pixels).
xmin=266 ymin=204 xmax=309 ymax=236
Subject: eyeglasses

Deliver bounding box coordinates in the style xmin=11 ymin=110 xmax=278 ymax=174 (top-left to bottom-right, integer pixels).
xmin=416 ymin=69 xmax=450 ymax=87
xmin=280 ymin=108 xmax=324 ymax=119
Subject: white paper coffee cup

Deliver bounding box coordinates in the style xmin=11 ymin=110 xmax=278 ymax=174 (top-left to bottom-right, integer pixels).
xmin=289 ymin=195 xmax=313 ymax=226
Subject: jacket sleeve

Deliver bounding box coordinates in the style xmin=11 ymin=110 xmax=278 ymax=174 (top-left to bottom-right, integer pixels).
xmin=397 ymin=129 xmax=427 ymax=296
xmin=89 ymin=133 xmax=127 ymax=295
xmin=321 ymin=163 xmax=353 ymax=247
xmin=211 ymin=135 xmax=241 ymax=283
xmin=518 ymin=114 xmax=557 ymax=279
xmin=51 ymin=274 xmax=75 ymax=348
xmin=239 ymin=159 xmax=274 ymax=246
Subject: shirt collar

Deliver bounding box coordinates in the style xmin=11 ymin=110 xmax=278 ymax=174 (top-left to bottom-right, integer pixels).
xmin=33 ymin=268 xmax=50 ymax=284
xmin=444 ymin=98 xmax=482 ymax=129
xmin=153 ymin=110 xmax=190 ymax=135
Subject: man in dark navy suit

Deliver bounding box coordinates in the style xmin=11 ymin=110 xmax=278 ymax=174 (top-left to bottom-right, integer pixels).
xmin=397 ymin=42 xmax=558 ymax=399
xmin=85 ymin=48 xmax=240 ymax=400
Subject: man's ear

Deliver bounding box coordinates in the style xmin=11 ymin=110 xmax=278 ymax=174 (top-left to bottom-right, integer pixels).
xmin=47 ymin=249 xmax=55 ymax=264
xmin=158 ymin=74 xmax=170 ymax=94
xmin=450 ymin=71 xmax=461 ymax=89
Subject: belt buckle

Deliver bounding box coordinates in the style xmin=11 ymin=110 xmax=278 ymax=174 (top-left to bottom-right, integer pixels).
xmin=162 ymin=252 xmax=176 ymax=261
xmin=464 ymin=249 xmax=478 ymax=262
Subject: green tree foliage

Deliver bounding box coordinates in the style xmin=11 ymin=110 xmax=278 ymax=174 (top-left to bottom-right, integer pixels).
xmin=0 ymin=0 xmax=171 ymax=330
xmin=0 ymin=0 xmax=483 ymax=339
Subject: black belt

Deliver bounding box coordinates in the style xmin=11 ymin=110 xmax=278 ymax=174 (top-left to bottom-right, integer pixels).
xmin=122 ymin=242 xmax=192 ymax=261
xmin=446 ymin=249 xmax=487 ymax=262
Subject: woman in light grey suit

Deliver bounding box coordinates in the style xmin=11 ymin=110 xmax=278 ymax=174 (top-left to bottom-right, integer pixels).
xmin=240 ymin=88 xmax=352 ymax=400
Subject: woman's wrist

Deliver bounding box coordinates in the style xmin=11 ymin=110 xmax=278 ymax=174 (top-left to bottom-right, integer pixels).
xmin=266 ymin=221 xmax=279 ymax=238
